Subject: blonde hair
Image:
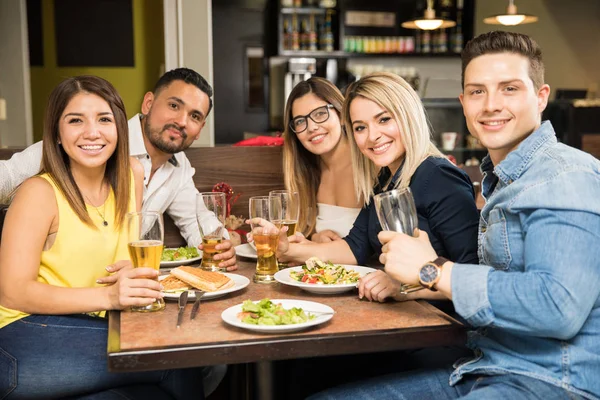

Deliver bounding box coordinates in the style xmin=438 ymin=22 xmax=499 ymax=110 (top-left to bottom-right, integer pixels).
xmin=342 ymin=72 xmax=443 ymax=206
xmin=282 ymin=77 xmax=345 ymax=237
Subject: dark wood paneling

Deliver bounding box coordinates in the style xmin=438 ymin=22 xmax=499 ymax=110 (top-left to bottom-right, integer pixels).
xmin=164 ymin=146 xmax=284 ymax=247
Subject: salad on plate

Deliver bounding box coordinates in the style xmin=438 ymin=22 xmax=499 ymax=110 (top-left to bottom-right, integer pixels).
xmin=161 ymin=247 xmax=200 ymax=262
xmin=290 ymin=257 xmax=361 ymax=285
xmin=237 ymin=298 xmax=315 ymax=326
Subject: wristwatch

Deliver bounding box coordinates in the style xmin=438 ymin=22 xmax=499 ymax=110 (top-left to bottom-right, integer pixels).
xmin=418 ymin=257 xmax=449 ymax=291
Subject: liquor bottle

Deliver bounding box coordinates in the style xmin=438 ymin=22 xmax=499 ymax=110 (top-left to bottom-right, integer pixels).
xmin=421 ymin=31 xmax=431 ymax=54
xmin=453 ymin=0 xmax=464 ymax=53
xmin=293 ymin=0 xmax=302 ymax=7
xmin=282 ymin=18 xmax=291 ymax=50
xmin=308 ymin=14 xmax=318 ymax=51
xmin=291 ymin=14 xmax=300 ymax=51
xmin=321 ymin=10 xmax=334 ymax=52
xmin=300 ymin=18 xmax=309 ymax=50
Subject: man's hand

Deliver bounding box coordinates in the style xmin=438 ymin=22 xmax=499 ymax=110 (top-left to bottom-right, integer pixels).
xmin=378 ymin=229 xmax=437 ymax=286
xmin=199 ymin=239 xmax=238 ymax=271
xmin=311 ymin=230 xmax=342 ymax=243
xmin=358 ymin=269 xmax=402 ymax=302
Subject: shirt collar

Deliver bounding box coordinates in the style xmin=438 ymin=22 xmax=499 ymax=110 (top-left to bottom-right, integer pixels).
xmin=128 ymin=114 xmax=179 ymax=167
xmin=375 ymin=159 xmax=405 ymax=193
xmin=491 ymin=120 xmax=557 ymax=185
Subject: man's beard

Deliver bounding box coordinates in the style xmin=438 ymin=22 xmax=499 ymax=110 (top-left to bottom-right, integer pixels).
xmin=143 ymin=112 xmax=190 ymax=154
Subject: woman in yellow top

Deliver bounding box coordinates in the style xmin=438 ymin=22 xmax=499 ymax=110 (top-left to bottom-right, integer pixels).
xmin=0 ymin=76 xmax=203 ymax=399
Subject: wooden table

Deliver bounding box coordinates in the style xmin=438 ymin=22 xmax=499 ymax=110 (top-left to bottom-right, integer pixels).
xmin=108 ymin=260 xmax=465 ymax=398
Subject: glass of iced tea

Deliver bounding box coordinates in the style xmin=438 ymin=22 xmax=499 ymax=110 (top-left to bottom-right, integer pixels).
xmin=269 ymin=190 xmax=299 ymax=268
xmin=126 ymin=211 xmax=165 ymax=312
xmin=196 ymin=192 xmax=227 ymax=271
xmin=249 ymin=196 xmax=282 ymax=284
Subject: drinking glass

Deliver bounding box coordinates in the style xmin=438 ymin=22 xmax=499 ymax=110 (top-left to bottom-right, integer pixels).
xmin=268 ymin=190 xmax=299 ymax=236
xmin=127 ymin=211 xmax=165 ymax=312
xmin=249 ymin=196 xmax=281 ymax=284
xmin=269 ymin=190 xmax=299 ymax=268
xmin=196 ymin=192 xmax=227 ymax=271
xmin=373 ymin=188 xmax=423 ymax=294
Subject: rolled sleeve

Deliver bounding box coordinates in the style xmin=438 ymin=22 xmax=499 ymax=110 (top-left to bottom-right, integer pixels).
xmin=452 ymin=263 xmax=494 ymax=326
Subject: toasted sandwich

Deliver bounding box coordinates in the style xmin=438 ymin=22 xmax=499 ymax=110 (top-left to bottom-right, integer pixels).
xmin=160 ymin=275 xmax=191 ymax=293
xmin=170 ymin=266 xmax=234 ymax=292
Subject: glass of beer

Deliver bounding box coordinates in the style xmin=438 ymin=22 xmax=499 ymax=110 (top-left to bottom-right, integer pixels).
xmin=269 ymin=190 xmax=299 ymax=268
xmin=249 ymin=196 xmax=282 ymax=284
xmin=126 ymin=211 xmax=165 ymax=312
xmin=196 ymin=192 xmax=227 ymax=271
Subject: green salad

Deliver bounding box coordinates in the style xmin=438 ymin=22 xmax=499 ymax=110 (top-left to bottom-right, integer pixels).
xmin=237 ymin=298 xmax=315 ymax=326
xmin=161 ymin=247 xmax=199 ymax=262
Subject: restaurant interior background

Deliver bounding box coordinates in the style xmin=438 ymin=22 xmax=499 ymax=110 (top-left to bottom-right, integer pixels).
xmin=0 ymin=0 xmax=599 ymax=162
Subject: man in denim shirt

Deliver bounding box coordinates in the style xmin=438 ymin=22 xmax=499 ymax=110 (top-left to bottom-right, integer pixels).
xmin=310 ymin=32 xmax=600 ymax=400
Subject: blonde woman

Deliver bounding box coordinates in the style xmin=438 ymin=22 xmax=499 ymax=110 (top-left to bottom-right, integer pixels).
xmin=278 ymin=72 xmax=479 ymax=302
xmin=282 ymin=77 xmax=361 ymax=243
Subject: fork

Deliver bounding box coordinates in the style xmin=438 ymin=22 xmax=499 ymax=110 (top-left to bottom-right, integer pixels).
xmin=190 ymin=290 xmax=206 ymax=320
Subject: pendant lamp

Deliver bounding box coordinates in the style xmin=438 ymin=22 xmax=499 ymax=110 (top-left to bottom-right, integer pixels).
xmin=483 ymin=0 xmax=538 ymax=26
xmin=402 ymin=0 xmax=456 ymax=31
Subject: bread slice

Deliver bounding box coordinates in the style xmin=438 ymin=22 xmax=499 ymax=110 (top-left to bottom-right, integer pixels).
xmin=170 ymin=266 xmax=233 ymax=292
xmin=161 ymin=275 xmax=191 ymax=292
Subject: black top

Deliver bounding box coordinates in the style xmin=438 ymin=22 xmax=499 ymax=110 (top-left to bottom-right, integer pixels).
xmin=344 ymin=156 xmax=479 ymax=265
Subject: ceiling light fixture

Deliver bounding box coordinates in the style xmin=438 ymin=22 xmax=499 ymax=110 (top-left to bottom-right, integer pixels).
xmin=483 ymin=0 xmax=538 ymax=26
xmin=402 ymin=0 xmax=456 ymax=31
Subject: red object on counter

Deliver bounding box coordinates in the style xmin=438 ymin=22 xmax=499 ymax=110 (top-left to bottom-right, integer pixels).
xmin=232 ymin=136 xmax=284 ymax=146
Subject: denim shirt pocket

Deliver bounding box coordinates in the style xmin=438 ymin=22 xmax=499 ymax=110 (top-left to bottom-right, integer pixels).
xmin=480 ymin=209 xmax=512 ymax=270
xmin=0 ymin=347 xmax=17 ymax=399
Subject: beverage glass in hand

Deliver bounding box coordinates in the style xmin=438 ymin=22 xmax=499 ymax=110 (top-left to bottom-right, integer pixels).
xmin=268 ymin=190 xmax=299 ymax=236
xmin=197 ymin=192 xmax=227 ymax=271
xmin=373 ymin=188 xmax=423 ymax=294
xmin=249 ymin=196 xmax=282 ymax=283
xmin=269 ymin=190 xmax=299 ymax=268
xmin=127 ymin=211 xmax=165 ymax=312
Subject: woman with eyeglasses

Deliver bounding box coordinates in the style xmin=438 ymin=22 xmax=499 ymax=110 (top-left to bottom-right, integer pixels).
xmin=277 ymin=72 xmax=479 ymax=303
xmin=282 ymin=77 xmax=362 ymax=243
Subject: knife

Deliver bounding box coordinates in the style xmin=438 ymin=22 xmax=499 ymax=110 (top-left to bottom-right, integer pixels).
xmin=190 ymin=290 xmax=205 ymax=320
xmin=176 ymin=291 xmax=188 ymax=328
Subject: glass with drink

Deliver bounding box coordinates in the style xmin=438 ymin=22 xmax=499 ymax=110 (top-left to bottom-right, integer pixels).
xmin=249 ymin=196 xmax=282 ymax=283
xmin=126 ymin=211 xmax=165 ymax=312
xmin=269 ymin=190 xmax=299 ymax=268
xmin=196 ymin=192 xmax=227 ymax=271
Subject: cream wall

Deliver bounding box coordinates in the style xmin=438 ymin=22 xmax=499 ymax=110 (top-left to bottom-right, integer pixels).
xmin=475 ymin=0 xmax=600 ymax=99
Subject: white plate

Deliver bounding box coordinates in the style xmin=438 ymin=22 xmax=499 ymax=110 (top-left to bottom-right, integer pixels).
xmin=274 ymin=265 xmax=377 ymax=294
xmin=235 ymin=243 xmax=257 ymax=260
xmin=160 ymin=273 xmax=250 ymax=300
xmin=221 ymin=299 xmax=334 ymax=333
xmin=160 ymin=248 xmax=202 ymax=267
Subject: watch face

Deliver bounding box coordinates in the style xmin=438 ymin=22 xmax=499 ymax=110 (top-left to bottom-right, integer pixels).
xmin=419 ymin=264 xmax=439 ymax=284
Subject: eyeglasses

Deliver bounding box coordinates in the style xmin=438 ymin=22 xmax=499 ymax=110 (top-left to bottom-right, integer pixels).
xmin=289 ymin=104 xmax=334 ymax=134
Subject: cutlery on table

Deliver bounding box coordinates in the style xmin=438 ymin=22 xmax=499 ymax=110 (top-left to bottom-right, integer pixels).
xmin=176 ymin=291 xmax=189 ymax=328
xmin=190 ymin=290 xmax=206 ymax=320
xmin=303 ymin=310 xmax=335 ymax=316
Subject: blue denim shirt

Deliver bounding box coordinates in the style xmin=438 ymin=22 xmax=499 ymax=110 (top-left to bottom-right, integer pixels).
xmin=344 ymin=156 xmax=479 ymax=265
xmin=450 ymin=122 xmax=600 ymax=399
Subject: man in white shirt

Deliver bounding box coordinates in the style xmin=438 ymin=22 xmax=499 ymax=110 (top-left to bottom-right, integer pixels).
xmin=0 ymin=68 xmax=237 ymax=271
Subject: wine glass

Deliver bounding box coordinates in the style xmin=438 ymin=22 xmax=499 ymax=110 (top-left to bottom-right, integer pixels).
xmin=196 ymin=192 xmax=227 ymax=271
xmin=373 ymin=188 xmax=423 ymax=294
xmin=248 ymin=196 xmax=282 ymax=283
xmin=126 ymin=211 xmax=165 ymax=312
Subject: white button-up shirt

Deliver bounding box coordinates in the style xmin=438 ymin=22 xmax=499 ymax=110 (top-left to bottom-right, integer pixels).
xmin=0 ymin=114 xmax=221 ymax=247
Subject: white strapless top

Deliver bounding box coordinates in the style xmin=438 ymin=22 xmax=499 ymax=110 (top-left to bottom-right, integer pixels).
xmin=315 ymin=203 xmax=362 ymax=238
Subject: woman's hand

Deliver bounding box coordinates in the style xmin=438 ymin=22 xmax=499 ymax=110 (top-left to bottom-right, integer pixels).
xmin=97 ymin=261 xmax=163 ymax=310
xmin=311 ymin=230 xmax=342 ymax=243
xmin=357 ymin=269 xmax=402 ymax=302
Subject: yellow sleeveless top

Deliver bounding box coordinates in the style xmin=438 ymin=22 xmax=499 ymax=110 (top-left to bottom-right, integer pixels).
xmin=0 ymin=173 xmax=136 ymax=328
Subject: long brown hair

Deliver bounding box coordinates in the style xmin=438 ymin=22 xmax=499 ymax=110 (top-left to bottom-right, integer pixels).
xmin=282 ymin=77 xmax=345 ymax=237
xmin=41 ymin=75 xmax=130 ymax=229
